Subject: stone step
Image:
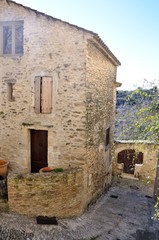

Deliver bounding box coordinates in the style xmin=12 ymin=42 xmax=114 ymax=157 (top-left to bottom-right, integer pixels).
xmin=121 ymin=172 xmax=139 ymax=180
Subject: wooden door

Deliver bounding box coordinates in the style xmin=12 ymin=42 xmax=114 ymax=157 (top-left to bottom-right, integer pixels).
xmin=31 ymin=130 xmax=48 ymax=173
xmin=118 ymin=149 xmax=143 ymax=174
xmin=124 ymin=149 xmax=136 ymax=174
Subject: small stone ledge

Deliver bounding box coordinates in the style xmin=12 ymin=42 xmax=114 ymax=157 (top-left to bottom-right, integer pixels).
xmin=115 ymin=140 xmax=159 ymax=144
xmin=8 ymin=167 xmax=83 ymax=180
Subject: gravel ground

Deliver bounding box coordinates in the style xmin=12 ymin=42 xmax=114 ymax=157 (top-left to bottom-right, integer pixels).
xmin=0 ymin=177 xmax=159 ymax=240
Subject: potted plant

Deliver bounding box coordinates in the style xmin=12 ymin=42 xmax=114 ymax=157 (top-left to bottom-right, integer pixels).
xmin=0 ymin=160 xmax=9 ymax=178
xmin=39 ymin=167 xmax=64 ymax=173
xmin=39 ymin=167 xmax=54 ymax=173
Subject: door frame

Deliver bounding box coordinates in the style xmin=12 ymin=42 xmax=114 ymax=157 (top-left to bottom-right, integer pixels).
xmin=21 ymin=127 xmax=54 ymax=173
xmin=31 ymin=129 xmax=48 ymax=173
xmin=117 ymin=149 xmax=143 ymax=174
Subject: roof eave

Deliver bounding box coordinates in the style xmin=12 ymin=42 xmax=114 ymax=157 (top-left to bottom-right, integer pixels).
xmin=8 ymin=0 xmax=121 ymax=67
xmin=115 ymin=82 xmax=122 ymax=88
xmin=8 ymin=0 xmax=95 ymax=34
xmin=93 ymin=34 xmax=121 ymax=67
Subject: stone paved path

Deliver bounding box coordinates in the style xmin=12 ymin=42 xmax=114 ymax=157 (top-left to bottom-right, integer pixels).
xmin=0 ymin=177 xmax=159 ymax=240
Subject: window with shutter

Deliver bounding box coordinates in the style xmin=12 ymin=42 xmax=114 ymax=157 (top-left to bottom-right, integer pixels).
xmin=34 ymin=77 xmax=41 ymax=113
xmin=34 ymin=77 xmax=52 ymax=113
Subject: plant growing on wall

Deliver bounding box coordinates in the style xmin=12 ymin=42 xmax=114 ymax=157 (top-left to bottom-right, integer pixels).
xmin=154 ymin=197 xmax=159 ymax=220
xmin=116 ymin=79 xmax=159 ymax=143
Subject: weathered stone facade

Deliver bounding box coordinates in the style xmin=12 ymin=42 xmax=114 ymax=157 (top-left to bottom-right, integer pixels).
xmin=113 ymin=141 xmax=159 ymax=182
xmin=85 ymin=40 xmax=117 ymax=203
xmin=8 ymin=169 xmax=84 ymax=218
xmin=0 ymin=0 xmax=120 ymax=215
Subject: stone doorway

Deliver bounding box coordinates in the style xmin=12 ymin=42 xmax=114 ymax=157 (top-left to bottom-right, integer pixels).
xmin=117 ymin=149 xmax=143 ymax=174
xmin=31 ymin=130 xmax=48 ymax=173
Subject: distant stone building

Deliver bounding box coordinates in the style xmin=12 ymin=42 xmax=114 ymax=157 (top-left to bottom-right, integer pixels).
xmin=0 ymin=0 xmax=120 ymax=216
xmin=114 ymin=140 xmax=159 ymax=182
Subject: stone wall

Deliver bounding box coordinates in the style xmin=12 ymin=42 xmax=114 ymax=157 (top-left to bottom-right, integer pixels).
xmin=84 ymin=40 xmax=117 ymax=203
xmin=0 ymin=0 xmax=88 ymax=173
xmin=8 ymin=168 xmax=84 ymax=218
xmin=0 ymin=178 xmax=8 ymax=200
xmin=0 ymin=0 xmax=120 ymax=215
xmin=0 ymin=1 xmax=119 ymax=174
xmin=113 ymin=141 xmax=159 ymax=182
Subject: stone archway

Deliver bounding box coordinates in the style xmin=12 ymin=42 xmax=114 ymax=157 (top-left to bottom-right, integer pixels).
xmin=117 ymin=149 xmax=143 ymax=174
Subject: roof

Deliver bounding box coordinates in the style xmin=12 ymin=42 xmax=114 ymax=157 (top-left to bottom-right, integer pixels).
xmin=7 ymin=0 xmax=121 ymax=66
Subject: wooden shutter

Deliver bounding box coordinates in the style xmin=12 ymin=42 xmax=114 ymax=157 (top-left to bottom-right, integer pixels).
xmin=34 ymin=77 xmax=41 ymax=113
xmin=41 ymin=77 xmax=52 ymax=113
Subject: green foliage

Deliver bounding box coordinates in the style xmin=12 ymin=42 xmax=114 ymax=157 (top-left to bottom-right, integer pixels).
xmin=154 ymin=197 xmax=159 ymax=220
xmin=117 ymin=80 xmax=159 ymax=218
xmin=116 ymin=79 xmax=159 ymax=143
xmin=52 ymin=168 xmax=64 ymax=173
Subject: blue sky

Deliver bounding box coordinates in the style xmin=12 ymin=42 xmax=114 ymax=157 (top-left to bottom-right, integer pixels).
xmin=15 ymin=0 xmax=159 ymax=90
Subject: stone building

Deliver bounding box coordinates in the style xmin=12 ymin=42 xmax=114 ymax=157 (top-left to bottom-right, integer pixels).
xmin=114 ymin=140 xmax=159 ymax=182
xmin=0 ymin=0 xmax=120 ymax=216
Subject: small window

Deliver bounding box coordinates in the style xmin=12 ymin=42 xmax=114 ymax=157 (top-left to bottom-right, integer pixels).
xmin=106 ymin=127 xmax=110 ymax=147
xmin=8 ymin=83 xmax=15 ymax=101
xmin=0 ymin=21 xmax=23 ymax=55
xmin=34 ymin=76 xmax=53 ymax=114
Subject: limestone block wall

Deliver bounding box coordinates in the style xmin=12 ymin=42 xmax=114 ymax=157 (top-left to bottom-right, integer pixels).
xmin=8 ymin=168 xmax=84 ymax=217
xmin=0 ymin=0 xmax=120 ymax=213
xmin=114 ymin=141 xmax=159 ymax=182
xmin=85 ymin=40 xmax=117 ymax=203
xmin=0 ymin=0 xmax=88 ymax=172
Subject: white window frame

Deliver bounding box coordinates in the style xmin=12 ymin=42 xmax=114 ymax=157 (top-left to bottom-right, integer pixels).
xmin=0 ymin=21 xmax=24 ymax=56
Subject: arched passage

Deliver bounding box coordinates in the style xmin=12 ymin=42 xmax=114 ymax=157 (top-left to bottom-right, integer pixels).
xmin=117 ymin=149 xmax=143 ymax=174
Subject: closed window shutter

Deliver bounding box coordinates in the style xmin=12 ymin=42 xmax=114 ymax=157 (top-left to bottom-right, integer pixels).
xmin=42 ymin=77 xmax=52 ymax=113
xmin=34 ymin=76 xmax=41 ymax=113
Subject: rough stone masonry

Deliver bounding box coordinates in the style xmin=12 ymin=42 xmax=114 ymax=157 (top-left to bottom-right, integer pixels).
xmin=0 ymin=0 xmax=120 ymax=216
